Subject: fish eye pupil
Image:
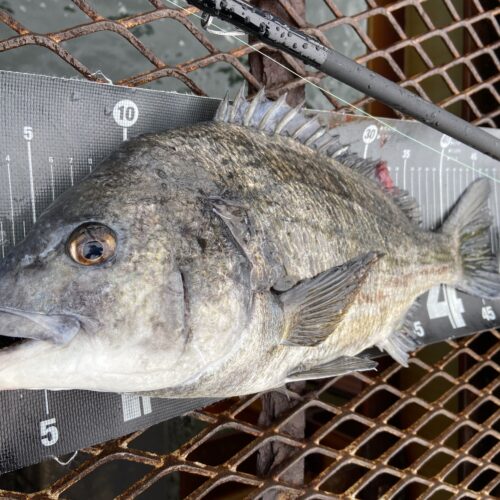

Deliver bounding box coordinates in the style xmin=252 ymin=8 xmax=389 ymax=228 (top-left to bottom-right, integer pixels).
xmin=83 ymin=240 xmax=104 ymax=260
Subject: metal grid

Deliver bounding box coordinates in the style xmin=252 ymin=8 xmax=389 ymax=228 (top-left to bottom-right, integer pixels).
xmin=0 ymin=0 xmax=499 ymax=498
xmin=0 ymin=330 xmax=499 ymax=498
xmin=0 ymin=0 xmax=498 ymax=124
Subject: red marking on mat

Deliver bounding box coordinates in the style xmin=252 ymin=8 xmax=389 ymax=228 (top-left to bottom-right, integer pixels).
xmin=376 ymin=161 xmax=394 ymax=190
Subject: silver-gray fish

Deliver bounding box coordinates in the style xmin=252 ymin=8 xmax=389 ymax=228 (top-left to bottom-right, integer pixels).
xmin=0 ymin=88 xmax=498 ymax=397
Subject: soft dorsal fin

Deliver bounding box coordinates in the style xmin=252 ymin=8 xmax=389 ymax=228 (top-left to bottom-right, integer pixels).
xmin=287 ymin=355 xmax=377 ymax=382
xmin=214 ymin=85 xmax=423 ymax=226
xmin=279 ymin=251 xmax=382 ymax=347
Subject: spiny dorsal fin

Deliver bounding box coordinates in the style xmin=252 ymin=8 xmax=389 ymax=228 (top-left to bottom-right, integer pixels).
xmin=215 ymin=83 xmax=348 ymax=161
xmin=215 ymin=85 xmax=424 ymax=226
xmin=287 ymin=355 xmax=377 ymax=382
xmin=279 ymin=251 xmax=383 ymax=347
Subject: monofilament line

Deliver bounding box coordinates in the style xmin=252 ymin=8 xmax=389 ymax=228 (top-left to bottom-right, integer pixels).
xmin=165 ymin=0 xmax=500 ymax=184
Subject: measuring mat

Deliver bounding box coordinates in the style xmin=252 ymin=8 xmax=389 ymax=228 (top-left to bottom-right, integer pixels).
xmin=0 ymin=71 xmax=499 ymax=472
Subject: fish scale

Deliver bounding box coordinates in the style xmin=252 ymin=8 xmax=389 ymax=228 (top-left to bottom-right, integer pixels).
xmin=2 ymin=89 xmax=499 ymax=397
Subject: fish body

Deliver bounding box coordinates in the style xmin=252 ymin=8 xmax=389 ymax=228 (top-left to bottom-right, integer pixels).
xmin=0 ymin=90 xmax=498 ymax=397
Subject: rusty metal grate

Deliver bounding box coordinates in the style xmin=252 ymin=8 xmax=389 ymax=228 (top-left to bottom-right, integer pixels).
xmin=0 ymin=0 xmax=499 ymax=498
xmin=0 ymin=0 xmax=498 ymax=124
xmin=0 ymin=330 xmax=499 ymax=498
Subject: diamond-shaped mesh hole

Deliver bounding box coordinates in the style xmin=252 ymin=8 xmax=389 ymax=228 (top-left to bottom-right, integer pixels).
xmin=471 ymin=53 xmax=499 ymax=80
xmin=305 ymin=1 xmax=336 ymax=24
xmin=388 ymin=401 xmax=428 ymax=430
xmin=355 ymin=431 xmax=399 ymax=460
xmin=471 ymin=88 xmax=500 ymax=114
xmin=422 ymin=0 xmax=456 ymax=28
xmin=422 ymin=36 xmax=456 ymax=66
xmin=393 ymin=45 xmax=428 ymax=78
xmin=186 ymin=427 xmax=256 ymax=466
xmin=369 ymin=15 xmax=401 ymax=49
xmin=388 ymin=441 xmax=429 ymax=470
xmin=324 ymin=24 xmax=367 ymax=59
xmin=417 ymin=342 xmax=453 ymax=365
xmin=469 ymin=398 xmax=497 ymax=424
xmin=468 ymin=433 xmax=498 ymax=458
xmin=320 ymin=463 xmax=370 ymax=494
xmin=304 ymin=405 xmax=338 ymax=438
xmin=417 ymin=451 xmax=455 ymax=477
xmin=471 ymin=18 xmax=497 ymax=45
xmin=355 ymin=471 xmax=400 ymax=500
xmin=189 ymin=61 xmax=246 ymax=99
xmin=468 ymin=467 xmax=498 ymax=492
xmin=4 ymin=0 xmax=91 ymax=32
xmin=130 ymin=416 xmax=207 ymax=455
xmin=447 ymin=26 xmax=479 ymax=55
xmin=62 ymin=31 xmax=155 ymax=82
xmin=443 ymin=387 xmax=478 ymax=413
xmin=0 ymin=45 xmax=82 ymax=78
xmin=416 ymin=375 xmax=455 ymax=403
xmin=136 ymin=471 xmax=208 ymax=499
xmin=323 ymin=375 xmax=370 ymax=406
xmin=467 ymin=331 xmax=498 ymax=354
xmin=402 ymin=5 xmax=430 ymax=37
xmin=468 ymin=364 xmax=499 ymax=389
xmin=131 ymin=18 xmax=210 ymax=67
xmin=443 ymin=351 xmax=477 ymax=377
xmin=233 ymin=398 xmax=263 ymax=426
xmin=387 ymin=363 xmax=429 ymax=392
xmin=443 ymin=424 xmax=478 ymax=449
xmin=64 ymin=460 xmax=153 ymax=499
xmin=417 ymin=413 xmax=455 ymax=440
xmin=320 ymin=418 xmax=370 ymax=450
xmin=356 ymin=389 xmax=399 ymax=418
xmin=420 ymin=74 xmax=454 ymax=103
xmin=443 ymin=460 xmax=478 ymax=486
xmin=303 ymin=452 xmax=337 ymax=484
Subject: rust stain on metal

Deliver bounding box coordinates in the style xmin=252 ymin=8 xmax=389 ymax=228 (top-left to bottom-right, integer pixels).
xmin=0 ymin=0 xmax=498 ymax=498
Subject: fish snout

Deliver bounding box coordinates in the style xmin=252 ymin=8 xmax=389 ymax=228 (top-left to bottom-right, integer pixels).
xmin=0 ymin=307 xmax=81 ymax=345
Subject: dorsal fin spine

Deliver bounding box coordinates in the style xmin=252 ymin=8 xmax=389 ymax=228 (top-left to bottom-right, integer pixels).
xmin=213 ymin=85 xmax=422 ymax=225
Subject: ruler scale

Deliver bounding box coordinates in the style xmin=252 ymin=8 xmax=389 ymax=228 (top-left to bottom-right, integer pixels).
xmin=0 ymin=71 xmax=499 ymax=473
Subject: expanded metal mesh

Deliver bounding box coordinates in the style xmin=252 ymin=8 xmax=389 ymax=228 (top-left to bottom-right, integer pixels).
xmin=0 ymin=0 xmax=499 ymax=498
xmin=0 ymin=330 xmax=499 ymax=498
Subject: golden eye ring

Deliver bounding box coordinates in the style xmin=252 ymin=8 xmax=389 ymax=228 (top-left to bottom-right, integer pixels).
xmin=67 ymin=223 xmax=117 ymax=266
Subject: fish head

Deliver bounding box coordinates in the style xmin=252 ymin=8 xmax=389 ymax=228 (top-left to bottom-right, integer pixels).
xmin=0 ymin=140 xmax=254 ymax=393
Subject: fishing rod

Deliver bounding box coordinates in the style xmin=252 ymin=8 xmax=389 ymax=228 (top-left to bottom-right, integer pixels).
xmin=186 ymin=0 xmax=500 ymax=162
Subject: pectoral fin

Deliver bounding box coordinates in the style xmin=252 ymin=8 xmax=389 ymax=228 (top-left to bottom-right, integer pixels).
xmin=287 ymin=355 xmax=377 ymax=382
xmin=280 ymin=251 xmax=382 ymax=347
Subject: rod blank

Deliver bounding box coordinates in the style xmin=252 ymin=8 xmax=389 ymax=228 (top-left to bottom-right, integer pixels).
xmin=187 ymin=0 xmax=500 ymax=161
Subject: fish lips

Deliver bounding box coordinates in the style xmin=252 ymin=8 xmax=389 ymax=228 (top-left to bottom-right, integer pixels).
xmin=0 ymin=306 xmax=81 ymax=345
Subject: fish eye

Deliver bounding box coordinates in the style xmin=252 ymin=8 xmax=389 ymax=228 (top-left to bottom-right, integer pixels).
xmin=67 ymin=223 xmax=117 ymax=266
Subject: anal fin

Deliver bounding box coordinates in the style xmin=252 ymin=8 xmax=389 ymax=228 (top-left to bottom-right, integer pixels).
xmin=287 ymin=356 xmax=377 ymax=382
xmin=280 ymin=251 xmax=382 ymax=347
xmin=377 ymin=301 xmax=421 ymax=366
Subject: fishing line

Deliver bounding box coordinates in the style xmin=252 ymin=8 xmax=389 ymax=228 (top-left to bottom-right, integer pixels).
xmin=165 ymin=0 xmax=500 ymax=184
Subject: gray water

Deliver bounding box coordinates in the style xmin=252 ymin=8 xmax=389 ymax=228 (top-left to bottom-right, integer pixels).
xmin=0 ymin=0 xmax=367 ymax=105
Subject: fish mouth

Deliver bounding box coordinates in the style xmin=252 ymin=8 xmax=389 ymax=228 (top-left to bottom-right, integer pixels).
xmin=0 ymin=306 xmax=82 ymax=347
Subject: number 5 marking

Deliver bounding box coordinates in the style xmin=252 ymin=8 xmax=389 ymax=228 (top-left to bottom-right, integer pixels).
xmin=40 ymin=418 xmax=59 ymax=447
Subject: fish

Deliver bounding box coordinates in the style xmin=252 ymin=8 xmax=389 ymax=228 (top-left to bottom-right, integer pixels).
xmin=0 ymin=86 xmax=499 ymax=398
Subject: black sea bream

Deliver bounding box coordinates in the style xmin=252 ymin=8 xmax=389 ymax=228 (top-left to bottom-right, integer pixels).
xmin=0 ymin=88 xmax=498 ymax=397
